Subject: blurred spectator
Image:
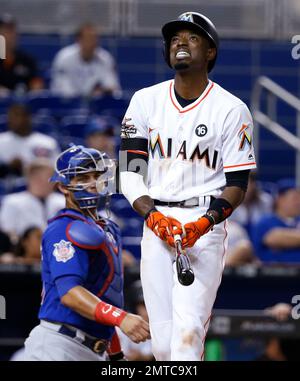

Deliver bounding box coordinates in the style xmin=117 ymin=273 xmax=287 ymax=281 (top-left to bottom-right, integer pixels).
xmin=225 ymin=220 xmax=256 ymax=267
xmin=230 ymin=171 xmax=273 ymax=237
xmin=0 ymin=160 xmax=64 ymax=242
xmin=255 ymin=303 xmax=300 ymax=361
xmin=14 ymin=226 xmax=42 ymax=264
xmin=0 ymin=103 xmax=60 ymax=179
xmin=252 ymin=178 xmax=300 ymax=264
xmin=0 ymin=14 xmax=43 ymax=94
xmin=264 ymin=303 xmax=292 ymax=322
xmin=51 ymin=23 xmax=121 ymax=98
xmin=118 ymin=280 xmax=154 ymax=361
xmin=0 ymin=230 xmax=13 ymax=262
xmin=0 ymin=226 xmax=42 ymax=265
xmin=85 ymin=115 xmax=117 ymax=159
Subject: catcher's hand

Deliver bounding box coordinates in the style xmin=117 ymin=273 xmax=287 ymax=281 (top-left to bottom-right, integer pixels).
xmin=146 ymin=211 xmax=182 ymax=247
xmin=182 ymin=215 xmax=214 ymax=248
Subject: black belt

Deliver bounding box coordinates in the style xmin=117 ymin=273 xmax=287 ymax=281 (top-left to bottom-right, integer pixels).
xmin=154 ymin=196 xmax=215 ymax=208
xmin=58 ymin=325 xmax=108 ymax=354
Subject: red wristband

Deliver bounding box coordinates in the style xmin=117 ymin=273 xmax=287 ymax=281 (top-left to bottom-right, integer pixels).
xmin=94 ymin=301 xmax=127 ymax=327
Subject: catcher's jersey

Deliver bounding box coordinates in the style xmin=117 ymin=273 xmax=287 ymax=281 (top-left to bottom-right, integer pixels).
xmin=122 ymin=79 xmax=256 ymax=201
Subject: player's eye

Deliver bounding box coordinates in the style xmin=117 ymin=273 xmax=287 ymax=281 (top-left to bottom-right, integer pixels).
xmin=171 ymin=36 xmax=180 ymax=44
xmin=189 ymin=35 xmax=198 ymax=42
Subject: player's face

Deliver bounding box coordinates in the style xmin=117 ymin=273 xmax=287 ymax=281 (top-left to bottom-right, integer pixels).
xmin=169 ymin=29 xmax=214 ymax=72
xmin=71 ymin=171 xmax=100 ymax=194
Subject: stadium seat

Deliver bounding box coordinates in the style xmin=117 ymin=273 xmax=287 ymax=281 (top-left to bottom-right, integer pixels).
xmin=0 ymin=95 xmax=16 ymax=115
xmin=32 ymin=113 xmax=58 ymax=137
xmin=27 ymin=91 xmax=85 ymax=118
xmin=89 ymin=95 xmax=128 ymax=120
xmin=0 ymin=115 xmax=7 ymax=132
xmin=59 ymin=114 xmax=89 ymax=148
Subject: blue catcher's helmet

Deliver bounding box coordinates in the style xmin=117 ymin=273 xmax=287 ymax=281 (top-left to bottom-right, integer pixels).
xmin=50 ymin=145 xmax=115 ymax=210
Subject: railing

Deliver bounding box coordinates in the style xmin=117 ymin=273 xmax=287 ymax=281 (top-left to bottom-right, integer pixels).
xmin=251 ymin=76 xmax=300 ymax=185
xmin=1 ymin=0 xmax=299 ymax=39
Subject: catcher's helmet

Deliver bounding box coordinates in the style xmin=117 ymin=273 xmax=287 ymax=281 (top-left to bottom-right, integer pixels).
xmin=162 ymin=12 xmax=219 ymax=72
xmin=50 ymin=145 xmax=115 ymax=210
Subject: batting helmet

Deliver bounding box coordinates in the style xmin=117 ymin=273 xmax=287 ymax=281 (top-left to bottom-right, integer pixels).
xmin=50 ymin=145 xmax=115 ymax=210
xmin=162 ymin=12 xmax=219 ymax=72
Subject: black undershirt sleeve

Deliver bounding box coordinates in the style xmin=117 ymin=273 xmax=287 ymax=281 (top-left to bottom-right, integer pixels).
xmin=225 ymin=170 xmax=250 ymax=192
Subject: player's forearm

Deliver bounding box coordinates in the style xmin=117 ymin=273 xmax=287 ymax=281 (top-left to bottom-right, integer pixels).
xmin=206 ymin=186 xmax=245 ymax=224
xmin=61 ymin=285 xmax=126 ymax=326
xmin=120 ymin=171 xmax=153 ymax=217
xmin=61 ymin=285 xmax=102 ymax=320
xmin=219 ymin=186 xmax=245 ymax=209
xmin=132 ymin=195 xmax=156 ymax=218
xmin=264 ymin=228 xmax=300 ymax=249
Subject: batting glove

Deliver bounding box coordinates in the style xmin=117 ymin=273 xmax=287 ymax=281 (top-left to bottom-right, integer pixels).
xmin=146 ymin=211 xmax=182 ymax=247
xmin=182 ymin=214 xmax=215 ymax=248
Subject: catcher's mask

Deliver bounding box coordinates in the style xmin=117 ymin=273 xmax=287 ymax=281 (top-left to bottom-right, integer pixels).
xmin=50 ymin=145 xmax=115 ymax=210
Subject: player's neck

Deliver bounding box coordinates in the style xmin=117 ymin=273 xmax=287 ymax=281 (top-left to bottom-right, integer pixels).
xmin=174 ymin=73 xmax=209 ymax=100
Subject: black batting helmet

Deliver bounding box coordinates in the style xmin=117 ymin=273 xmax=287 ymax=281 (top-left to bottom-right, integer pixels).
xmin=162 ymin=12 xmax=219 ymax=72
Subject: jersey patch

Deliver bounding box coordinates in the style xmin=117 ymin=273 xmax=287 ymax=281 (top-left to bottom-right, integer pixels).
xmin=195 ymin=124 xmax=208 ymax=137
xmin=53 ymin=240 xmax=75 ymax=263
xmin=238 ymin=124 xmax=252 ymax=151
xmin=121 ymin=117 xmax=137 ymax=138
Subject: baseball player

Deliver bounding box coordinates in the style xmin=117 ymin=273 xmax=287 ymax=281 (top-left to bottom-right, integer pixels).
xmin=119 ymin=12 xmax=256 ymax=361
xmin=23 ymin=145 xmax=150 ymax=361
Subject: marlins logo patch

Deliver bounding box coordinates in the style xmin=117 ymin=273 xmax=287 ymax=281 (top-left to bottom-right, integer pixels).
xmin=238 ymin=124 xmax=252 ymax=150
xmin=53 ymin=240 xmax=75 ymax=263
xmin=179 ymin=13 xmax=194 ymax=22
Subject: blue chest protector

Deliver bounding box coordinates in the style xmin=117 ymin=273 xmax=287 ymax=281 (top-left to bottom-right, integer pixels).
xmin=39 ymin=208 xmax=123 ymax=340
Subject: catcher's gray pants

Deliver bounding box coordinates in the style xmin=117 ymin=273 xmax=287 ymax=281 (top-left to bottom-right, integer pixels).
xmin=23 ymin=320 xmax=106 ymax=361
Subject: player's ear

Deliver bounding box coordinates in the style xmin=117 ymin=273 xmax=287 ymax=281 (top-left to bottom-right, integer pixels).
xmin=57 ymin=183 xmax=68 ymax=195
xmin=207 ymin=46 xmax=216 ymax=62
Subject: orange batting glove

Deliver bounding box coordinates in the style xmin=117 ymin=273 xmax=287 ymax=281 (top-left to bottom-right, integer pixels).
xmin=182 ymin=214 xmax=215 ymax=248
xmin=146 ymin=211 xmax=182 ymax=247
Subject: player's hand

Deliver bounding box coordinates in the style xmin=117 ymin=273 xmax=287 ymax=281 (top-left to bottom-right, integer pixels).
xmin=146 ymin=211 xmax=182 ymax=247
xmin=119 ymin=313 xmax=150 ymax=344
xmin=182 ymin=215 xmax=214 ymax=248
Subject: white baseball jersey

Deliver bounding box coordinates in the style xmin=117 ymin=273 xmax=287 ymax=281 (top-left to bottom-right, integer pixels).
xmin=122 ymin=79 xmax=256 ymax=201
xmin=0 ymin=131 xmax=60 ymax=166
xmin=0 ymin=191 xmax=65 ymax=237
xmin=51 ymin=43 xmax=121 ymax=97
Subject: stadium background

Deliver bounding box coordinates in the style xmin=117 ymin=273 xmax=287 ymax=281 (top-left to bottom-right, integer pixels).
xmin=0 ymin=0 xmax=300 ymax=361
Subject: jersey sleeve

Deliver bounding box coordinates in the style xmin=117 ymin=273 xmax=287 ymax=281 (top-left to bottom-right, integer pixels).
xmin=121 ymin=91 xmax=148 ymax=140
xmin=221 ymin=104 xmax=257 ymax=173
xmin=43 ymin=220 xmax=89 ymax=283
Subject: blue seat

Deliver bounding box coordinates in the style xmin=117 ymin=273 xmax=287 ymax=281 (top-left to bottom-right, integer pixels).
xmin=110 ymin=195 xmax=140 ymax=219
xmin=121 ymin=217 xmax=144 ymax=237
xmin=0 ymin=114 xmax=7 ymax=132
xmin=32 ymin=113 xmax=58 ymax=137
xmin=59 ymin=114 xmax=89 ymax=148
xmin=27 ymin=91 xmax=84 ymax=118
xmin=0 ymin=95 xmax=16 ymax=114
xmin=89 ymin=96 xmax=128 ymax=120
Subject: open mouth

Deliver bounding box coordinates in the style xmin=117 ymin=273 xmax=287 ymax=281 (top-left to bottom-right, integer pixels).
xmin=175 ymin=51 xmax=191 ymax=59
